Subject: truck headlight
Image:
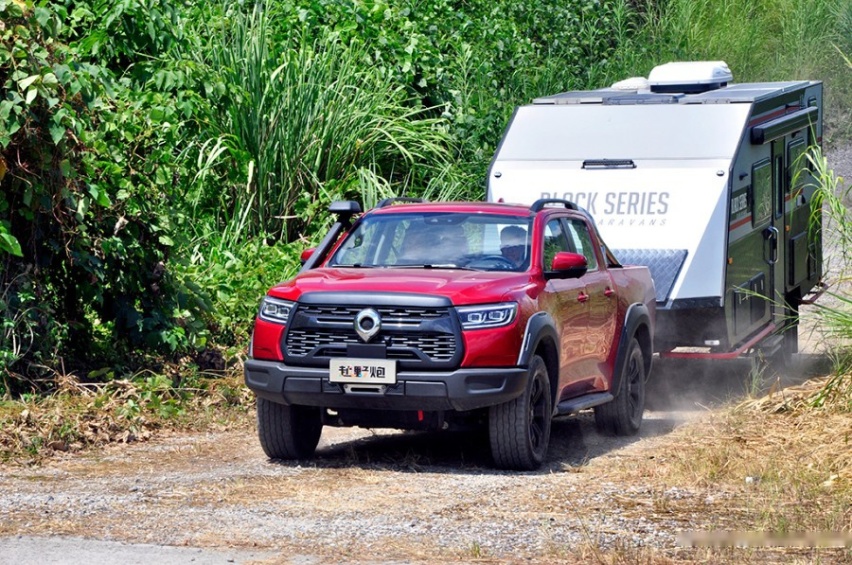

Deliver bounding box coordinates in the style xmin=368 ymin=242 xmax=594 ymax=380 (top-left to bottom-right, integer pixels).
xmin=456 ymin=303 xmax=517 ymax=330
xmin=259 ymin=297 xmax=295 ymax=324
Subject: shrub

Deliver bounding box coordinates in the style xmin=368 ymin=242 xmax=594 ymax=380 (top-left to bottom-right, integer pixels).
xmin=1 ymin=1 xmax=204 ymax=392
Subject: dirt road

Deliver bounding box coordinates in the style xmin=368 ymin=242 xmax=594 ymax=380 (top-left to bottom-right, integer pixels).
xmin=0 ymin=352 xmax=834 ymax=564
xmin=0 ymin=410 xmax=744 ymax=563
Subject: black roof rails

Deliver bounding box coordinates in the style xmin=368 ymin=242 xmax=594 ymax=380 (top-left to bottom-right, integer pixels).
xmin=530 ymin=198 xmax=579 ymax=212
xmin=376 ymin=197 xmax=428 ymax=208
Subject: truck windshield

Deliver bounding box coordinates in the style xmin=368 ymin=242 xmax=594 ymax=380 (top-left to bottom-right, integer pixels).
xmin=328 ymin=212 xmax=533 ymax=272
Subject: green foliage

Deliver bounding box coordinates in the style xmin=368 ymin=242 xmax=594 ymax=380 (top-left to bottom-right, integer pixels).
xmin=320 ymin=0 xmax=632 ymax=178
xmin=117 ymin=372 xmax=186 ymax=420
xmin=804 ymin=144 xmax=852 ymax=405
xmin=56 ymin=0 xmax=188 ymax=81
xmin=0 ymin=0 xmax=206 ymax=393
xmin=174 ymin=239 xmax=304 ymax=346
xmin=625 ymin=0 xmax=833 ymax=77
xmin=0 ymin=272 xmax=42 ymax=395
xmin=185 ymin=6 xmax=454 ymax=245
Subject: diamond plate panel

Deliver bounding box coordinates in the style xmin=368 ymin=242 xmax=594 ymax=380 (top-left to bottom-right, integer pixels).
xmin=613 ymin=249 xmax=688 ymax=302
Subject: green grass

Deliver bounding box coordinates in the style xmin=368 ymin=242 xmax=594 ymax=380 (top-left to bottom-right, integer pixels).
xmin=624 ymin=0 xmax=843 ymax=78
xmin=185 ymin=4 xmax=454 ymax=246
xmin=802 ymin=140 xmax=852 ymax=405
xmin=605 ymin=0 xmax=852 ymax=143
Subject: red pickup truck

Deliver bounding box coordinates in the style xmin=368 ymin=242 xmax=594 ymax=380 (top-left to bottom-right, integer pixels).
xmin=245 ymin=198 xmax=656 ymax=469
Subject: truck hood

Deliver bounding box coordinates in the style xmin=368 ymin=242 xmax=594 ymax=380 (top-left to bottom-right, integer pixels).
xmin=268 ymin=267 xmax=537 ymax=306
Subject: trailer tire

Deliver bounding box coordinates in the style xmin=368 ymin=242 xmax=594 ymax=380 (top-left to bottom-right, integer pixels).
xmin=771 ymin=332 xmax=794 ymax=373
xmin=489 ymin=355 xmax=552 ymax=470
xmin=595 ymin=338 xmax=645 ymax=436
xmin=257 ymin=398 xmax=323 ymax=460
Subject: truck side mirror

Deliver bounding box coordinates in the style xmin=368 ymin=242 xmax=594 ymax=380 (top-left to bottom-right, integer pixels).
xmin=548 ymin=252 xmax=588 ymax=279
xmin=300 ymin=248 xmax=315 ymax=265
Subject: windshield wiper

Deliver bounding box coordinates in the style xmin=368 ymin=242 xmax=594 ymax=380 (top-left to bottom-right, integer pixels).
xmin=387 ymin=264 xmax=475 ymax=270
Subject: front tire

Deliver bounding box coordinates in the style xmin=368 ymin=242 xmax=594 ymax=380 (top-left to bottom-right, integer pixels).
xmin=489 ymin=355 xmax=552 ymax=470
xmin=256 ymin=397 xmax=323 ymax=460
xmin=595 ymin=337 xmax=645 ymax=435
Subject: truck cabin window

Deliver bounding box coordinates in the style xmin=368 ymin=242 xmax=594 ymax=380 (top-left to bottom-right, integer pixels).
xmin=329 ymin=212 xmax=532 ymax=272
xmin=565 ymin=219 xmax=599 ymax=271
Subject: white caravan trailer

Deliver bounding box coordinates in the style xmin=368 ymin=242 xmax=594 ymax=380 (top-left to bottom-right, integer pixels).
xmin=487 ymin=62 xmax=824 ymax=360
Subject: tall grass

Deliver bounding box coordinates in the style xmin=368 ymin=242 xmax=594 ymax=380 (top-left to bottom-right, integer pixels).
xmin=189 ymin=3 xmax=453 ymax=245
xmin=611 ymin=0 xmax=852 ymax=138
xmin=804 ymin=136 xmax=852 ymax=407
xmin=628 ymin=0 xmax=843 ymax=78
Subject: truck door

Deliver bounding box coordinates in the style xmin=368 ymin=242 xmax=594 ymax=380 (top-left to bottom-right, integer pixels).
xmin=563 ymin=217 xmax=617 ymax=389
xmin=539 ymin=217 xmax=589 ymax=396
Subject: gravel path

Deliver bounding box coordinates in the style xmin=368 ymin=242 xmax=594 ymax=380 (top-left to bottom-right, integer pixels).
xmin=0 ymin=411 xmax=722 ymax=563
xmin=0 ymin=353 xmax=836 ymax=565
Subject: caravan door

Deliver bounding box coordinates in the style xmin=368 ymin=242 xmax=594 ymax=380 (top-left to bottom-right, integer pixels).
xmin=768 ymin=139 xmax=786 ymax=323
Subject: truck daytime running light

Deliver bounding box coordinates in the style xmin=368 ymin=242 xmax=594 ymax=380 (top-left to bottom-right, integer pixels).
xmin=259 ymin=297 xmax=295 ymax=324
xmin=456 ymin=303 xmax=517 ymax=330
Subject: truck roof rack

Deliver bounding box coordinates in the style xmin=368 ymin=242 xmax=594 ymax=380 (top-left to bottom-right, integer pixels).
xmin=530 ymin=198 xmax=579 ymax=212
xmin=376 ymin=197 xmax=428 ymax=208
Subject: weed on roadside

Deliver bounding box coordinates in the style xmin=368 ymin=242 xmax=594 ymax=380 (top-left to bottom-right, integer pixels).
xmin=0 ymin=367 xmax=252 ymax=465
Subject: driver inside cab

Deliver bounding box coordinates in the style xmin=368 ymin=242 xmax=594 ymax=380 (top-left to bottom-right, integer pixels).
xmin=500 ymin=225 xmax=528 ymax=268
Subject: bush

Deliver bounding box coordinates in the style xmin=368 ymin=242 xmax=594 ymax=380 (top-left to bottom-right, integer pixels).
xmin=187 ymin=11 xmax=453 ymax=244
xmin=174 ymin=239 xmax=305 ymax=347
xmin=1 ymin=1 xmax=205 ymax=393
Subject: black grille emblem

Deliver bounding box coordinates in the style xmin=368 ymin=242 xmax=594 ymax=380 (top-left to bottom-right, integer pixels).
xmin=355 ymin=308 xmax=381 ymax=343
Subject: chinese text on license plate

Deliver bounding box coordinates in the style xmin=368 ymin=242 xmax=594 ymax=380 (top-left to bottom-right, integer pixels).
xmin=329 ymin=358 xmax=397 ymax=385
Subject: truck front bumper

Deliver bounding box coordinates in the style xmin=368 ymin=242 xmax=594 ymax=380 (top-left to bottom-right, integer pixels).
xmin=244 ymin=358 xmax=528 ymax=412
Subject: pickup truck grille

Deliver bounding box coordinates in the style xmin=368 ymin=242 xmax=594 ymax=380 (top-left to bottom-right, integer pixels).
xmin=283 ymin=302 xmax=460 ymax=368
xmin=297 ymin=305 xmax=444 ymax=327
xmin=286 ymin=329 xmax=455 ymax=360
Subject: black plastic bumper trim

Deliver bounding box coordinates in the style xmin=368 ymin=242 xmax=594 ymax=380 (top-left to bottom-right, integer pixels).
xmin=244 ymin=358 xmax=527 ymax=412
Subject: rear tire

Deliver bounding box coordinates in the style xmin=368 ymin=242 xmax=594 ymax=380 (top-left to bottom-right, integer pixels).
xmin=489 ymin=355 xmax=552 ymax=470
xmin=595 ymin=338 xmax=645 ymax=435
xmin=256 ymin=397 xmax=323 ymax=460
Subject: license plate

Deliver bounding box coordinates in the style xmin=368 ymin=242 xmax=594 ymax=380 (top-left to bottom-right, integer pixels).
xmin=329 ymin=358 xmax=397 ymax=385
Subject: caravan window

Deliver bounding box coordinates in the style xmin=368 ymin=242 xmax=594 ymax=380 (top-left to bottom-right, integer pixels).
xmin=788 ymin=138 xmax=808 ymax=191
xmin=752 ymin=159 xmax=771 ymax=227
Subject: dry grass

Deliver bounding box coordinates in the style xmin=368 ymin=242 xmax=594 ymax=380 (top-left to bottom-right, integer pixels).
xmin=0 ymin=370 xmax=252 ymax=464
xmin=576 ymin=374 xmax=852 ymax=564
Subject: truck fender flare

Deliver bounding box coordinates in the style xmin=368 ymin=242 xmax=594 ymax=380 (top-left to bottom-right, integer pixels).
xmin=517 ymin=312 xmax=559 ymax=368
xmin=611 ymin=303 xmax=653 ymax=394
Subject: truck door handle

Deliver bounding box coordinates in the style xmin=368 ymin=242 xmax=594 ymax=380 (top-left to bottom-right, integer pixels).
xmin=577 ymin=292 xmax=590 ymax=303
xmin=604 ymin=287 xmax=615 ymax=297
